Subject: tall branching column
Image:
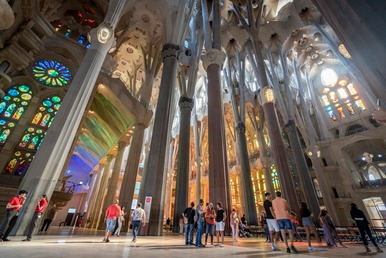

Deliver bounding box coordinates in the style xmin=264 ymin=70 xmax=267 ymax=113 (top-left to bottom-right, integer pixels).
xmin=14 ymin=0 xmax=126 ymax=235
xmin=173 ymin=97 xmax=193 ymax=232
xmin=139 ymin=44 xmax=181 ymax=236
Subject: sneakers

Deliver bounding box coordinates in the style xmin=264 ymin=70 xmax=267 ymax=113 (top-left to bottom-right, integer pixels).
xmin=290 ymin=245 xmax=298 ymax=254
xmin=271 ymin=243 xmax=280 ymax=251
xmin=2 ymin=238 xmax=11 ymax=242
xmin=286 ymin=247 xmax=291 ymax=253
xmin=308 ymin=246 xmax=316 ymax=252
xmin=102 ymin=238 xmax=110 ymax=243
xmin=22 ymin=238 xmax=31 ymax=242
xmin=132 ymin=238 xmax=137 ymax=243
xmin=219 ymin=243 xmax=224 ymax=247
xmin=197 ymin=244 xmax=206 ymax=248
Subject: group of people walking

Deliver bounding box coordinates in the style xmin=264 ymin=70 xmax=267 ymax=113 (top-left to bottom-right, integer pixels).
xmin=263 ymin=191 xmax=383 ymax=253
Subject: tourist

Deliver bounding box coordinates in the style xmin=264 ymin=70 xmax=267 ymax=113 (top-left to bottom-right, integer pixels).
xmin=103 ymin=199 xmax=121 ymax=243
xmin=40 ymin=204 xmax=56 ymax=232
xmin=272 ymin=191 xmax=298 ymax=254
xmin=230 ymin=208 xmax=239 ymax=242
xmin=131 ymin=203 xmax=146 ymax=243
xmin=183 ymin=202 xmax=195 ymax=245
xmin=320 ymin=209 xmax=346 ymax=248
xmin=259 ymin=211 xmax=270 ymax=242
xmin=350 ymin=203 xmax=383 ymax=253
xmin=195 ymin=199 xmax=206 ymax=247
xmin=319 ymin=209 xmax=335 ymax=247
xmin=114 ymin=206 xmax=126 ymax=237
xmin=23 ymin=194 xmax=48 ymax=241
xmin=299 ymin=202 xmax=319 ymax=251
xmin=215 ymin=202 xmax=226 ymax=247
xmin=263 ymin=192 xmax=279 ymax=251
xmin=204 ymin=202 xmax=215 ymax=245
xmin=179 ymin=215 xmax=184 ymax=234
xmin=0 ymin=190 xmax=27 ymax=242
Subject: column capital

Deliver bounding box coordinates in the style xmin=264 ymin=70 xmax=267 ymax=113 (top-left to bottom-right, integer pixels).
xmin=178 ymin=96 xmax=194 ymax=110
xmin=201 ymin=49 xmax=226 ymax=71
xmin=162 ymin=44 xmax=181 ymax=60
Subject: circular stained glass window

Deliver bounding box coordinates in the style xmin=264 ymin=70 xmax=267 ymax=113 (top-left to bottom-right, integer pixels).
xmin=32 ymin=60 xmax=72 ymax=87
xmin=15 ymin=151 xmax=21 ymax=156
xmin=39 ymin=107 xmax=45 ymax=111
xmin=52 ymin=96 xmax=61 ymax=103
xmin=8 ymin=123 xmax=15 ymax=127
xmin=4 ymin=96 xmax=10 ymax=101
xmin=0 ymin=120 xmax=6 ymax=125
xmin=36 ymin=129 xmax=43 ymax=134
xmin=28 ymin=128 xmax=34 ymax=132
xmin=8 ymin=89 xmax=19 ymax=96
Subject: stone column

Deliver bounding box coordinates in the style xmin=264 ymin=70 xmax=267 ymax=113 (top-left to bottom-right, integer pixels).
xmin=202 ymin=48 xmax=230 ymax=208
xmin=118 ymin=123 xmax=147 ymax=232
xmin=139 ymin=44 xmax=181 ymax=236
xmin=173 ymin=96 xmax=193 ymax=232
xmin=236 ymin=122 xmax=257 ymax=225
xmin=86 ymin=164 xmax=104 ymax=228
xmin=14 ymin=0 xmax=126 ymax=235
xmin=102 ymin=139 xmax=128 ymax=212
xmin=284 ymin=120 xmax=320 ymax=214
xmin=92 ymin=155 xmax=113 ymax=229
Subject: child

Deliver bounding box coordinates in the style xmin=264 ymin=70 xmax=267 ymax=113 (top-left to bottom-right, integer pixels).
xmin=289 ymin=211 xmax=302 ymax=242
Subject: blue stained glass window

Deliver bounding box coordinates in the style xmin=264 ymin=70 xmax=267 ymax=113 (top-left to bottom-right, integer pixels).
xmin=32 ymin=60 xmax=72 ymax=87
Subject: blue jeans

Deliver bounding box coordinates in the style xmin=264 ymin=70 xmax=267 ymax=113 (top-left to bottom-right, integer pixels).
xmin=196 ymin=220 xmax=204 ymax=245
xmin=185 ymin=224 xmax=194 ymax=244
xmin=132 ymin=220 xmax=142 ymax=239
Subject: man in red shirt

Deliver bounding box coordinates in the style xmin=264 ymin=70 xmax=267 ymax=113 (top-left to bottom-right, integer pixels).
xmin=23 ymin=194 xmax=48 ymax=241
xmin=103 ymin=199 xmax=121 ymax=243
xmin=0 ymin=190 xmax=28 ymax=241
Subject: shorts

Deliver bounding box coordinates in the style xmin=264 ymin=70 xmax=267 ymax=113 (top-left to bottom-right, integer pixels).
xmin=216 ymin=221 xmax=224 ymax=231
xmin=106 ymin=218 xmax=116 ymax=231
xmin=266 ymin=219 xmax=279 ymax=232
xmin=277 ymin=219 xmax=293 ymax=230
xmin=302 ymin=217 xmax=314 ymax=227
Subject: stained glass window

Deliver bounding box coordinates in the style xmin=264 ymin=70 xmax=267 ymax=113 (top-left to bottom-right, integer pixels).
xmin=0 ymin=85 xmax=32 ymax=144
xmin=32 ymin=60 xmax=72 ymax=87
xmin=3 ymin=151 xmax=33 ymax=175
xmin=18 ymin=95 xmax=62 ymax=150
xmin=320 ymin=70 xmax=366 ymax=122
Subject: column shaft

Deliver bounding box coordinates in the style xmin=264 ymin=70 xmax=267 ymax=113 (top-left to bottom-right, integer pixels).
xmin=139 ymin=44 xmax=181 ymax=236
xmin=173 ymin=97 xmax=193 ymax=232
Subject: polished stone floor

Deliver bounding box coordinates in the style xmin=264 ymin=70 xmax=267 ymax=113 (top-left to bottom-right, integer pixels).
xmin=1 ymin=227 xmax=384 ymax=258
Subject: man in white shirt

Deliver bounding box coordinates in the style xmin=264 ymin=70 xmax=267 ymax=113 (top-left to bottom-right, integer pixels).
xmin=131 ymin=203 xmax=146 ymax=243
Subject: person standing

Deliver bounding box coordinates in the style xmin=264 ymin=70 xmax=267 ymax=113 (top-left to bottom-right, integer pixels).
xmin=230 ymin=208 xmax=239 ymax=243
xmin=272 ymin=191 xmax=298 ymax=254
xmin=215 ymin=202 xmax=226 ymax=247
xmin=299 ymin=202 xmax=319 ymax=251
xmin=205 ymin=202 xmax=216 ymax=245
xmin=263 ymin=192 xmax=280 ymax=251
xmin=179 ymin=215 xmax=185 ymax=234
xmin=195 ymin=199 xmax=206 ymax=247
xmin=259 ymin=211 xmax=270 ymax=242
xmin=23 ymin=194 xmax=48 ymax=241
xmin=131 ymin=203 xmax=146 ymax=243
xmin=350 ymin=203 xmax=383 ymax=253
xmin=40 ymin=205 xmax=56 ymax=232
xmin=0 ymin=190 xmax=27 ymax=242
xmin=114 ymin=206 xmax=126 ymax=237
xmin=103 ymin=199 xmax=121 ymax=243
xmin=183 ymin=202 xmax=195 ymax=245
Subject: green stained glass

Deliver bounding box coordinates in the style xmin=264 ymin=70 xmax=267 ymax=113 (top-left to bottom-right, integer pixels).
xmin=54 ymin=104 xmax=61 ymax=110
xmin=8 ymin=123 xmax=15 ymax=127
xmin=52 ymin=96 xmax=61 ymax=103
xmin=3 ymin=96 xmax=10 ymax=101
xmin=47 ymin=108 xmax=54 ymax=113
xmin=32 ymin=60 xmax=72 ymax=87
xmin=21 ymin=101 xmax=28 ymax=106
xmin=36 ymin=129 xmax=43 ymax=134
xmin=25 ymin=153 xmax=30 ymax=157
xmin=27 ymin=127 xmax=34 ymax=132
xmin=19 ymin=86 xmax=29 ymax=92
xmin=0 ymin=129 xmax=10 ymax=144
xmin=0 ymin=102 xmax=6 ymax=113
xmin=15 ymin=151 xmax=21 ymax=156
xmin=5 ymin=104 xmax=16 ymax=117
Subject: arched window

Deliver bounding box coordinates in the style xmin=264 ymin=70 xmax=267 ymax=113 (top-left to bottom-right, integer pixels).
xmin=319 ymin=69 xmax=367 ymax=122
xmin=0 ymin=85 xmax=33 ymax=144
xmin=32 ymin=60 xmax=72 ymax=87
xmin=18 ymin=95 xmax=62 ymax=150
xmin=3 ymin=95 xmax=63 ymax=175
